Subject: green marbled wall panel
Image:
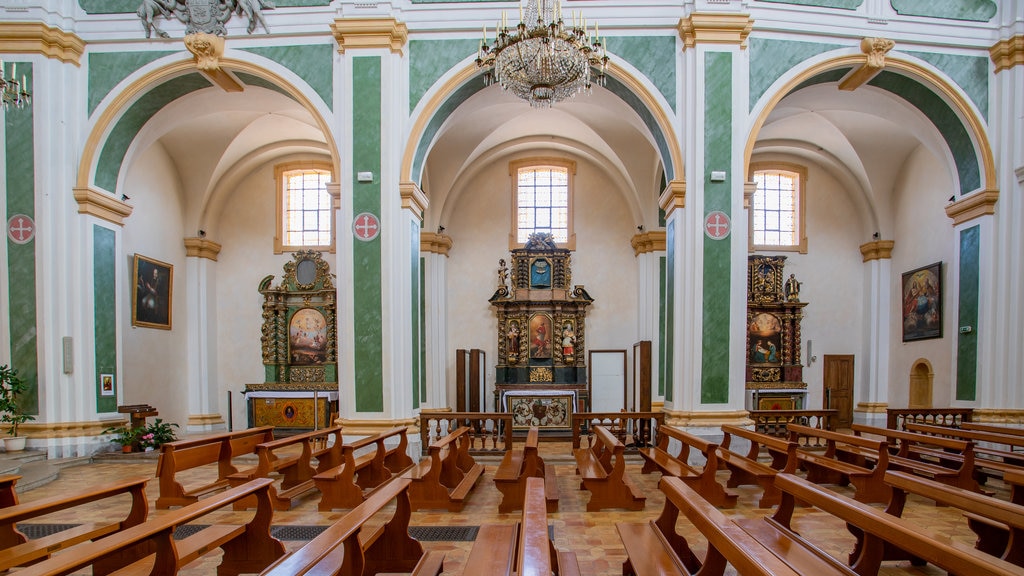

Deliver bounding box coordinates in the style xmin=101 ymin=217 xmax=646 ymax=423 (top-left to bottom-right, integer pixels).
xmin=868 ymin=71 xmax=979 ymax=196
xmin=89 ymin=51 xmax=175 ymax=116
xmin=793 ymin=67 xmax=853 ymax=91
xmin=96 ymin=74 xmax=212 ymax=192
xmin=234 ymin=72 xmax=295 ymax=101
xmin=659 ymin=256 xmax=667 ymax=398
xmin=956 ymin=226 xmax=980 ymax=401
xmin=242 ymin=45 xmax=334 ymax=110
xmin=905 ymin=51 xmax=989 ymax=121
xmin=702 ymin=51 xmax=732 ymax=404
xmin=352 ymin=56 xmax=384 ymax=413
xmin=664 ymin=223 xmax=674 ymax=402
xmin=749 ymin=38 xmax=843 ymax=110
xmin=605 ymin=36 xmax=677 ymax=113
xmin=602 ymin=75 xmax=675 ymax=181
xmin=891 ymin=0 xmax=996 ymax=22
xmin=79 ymin=0 xmax=329 ymax=13
xmin=4 ymin=63 xmax=38 ymax=413
xmin=411 ymin=223 xmax=422 ymax=409
xmin=409 ymin=39 xmax=480 ymax=113
xmin=756 ymin=0 xmax=861 ymax=7
xmin=93 ymin=226 xmax=118 ymax=413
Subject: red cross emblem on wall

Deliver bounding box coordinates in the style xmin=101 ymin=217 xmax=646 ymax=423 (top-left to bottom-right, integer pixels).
xmin=353 ymin=212 xmax=380 ymax=242
xmin=704 ymin=211 xmax=731 ymax=240
xmin=7 ymin=214 xmax=35 ymax=245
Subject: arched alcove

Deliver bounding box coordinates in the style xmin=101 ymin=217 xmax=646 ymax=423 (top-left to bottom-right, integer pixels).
xmin=908 ymin=359 xmax=934 ymax=409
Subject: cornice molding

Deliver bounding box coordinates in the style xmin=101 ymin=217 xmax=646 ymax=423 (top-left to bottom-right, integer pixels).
xmin=855 ymin=402 xmax=889 ymax=414
xmin=420 ymin=232 xmax=453 ymax=256
xmin=330 ymin=17 xmax=408 ymax=55
xmin=0 ymin=22 xmax=85 ymax=65
xmin=860 ymin=239 xmax=895 ymax=262
xmin=990 ymin=35 xmax=1024 ymax=73
xmin=839 ymin=37 xmax=895 ymax=91
xmin=73 ymin=187 xmax=133 ymax=225
xmin=945 ymin=189 xmax=999 ymax=226
xmin=678 ymin=13 xmax=753 ymax=50
xmin=399 ymin=181 xmax=429 ymax=220
xmin=658 ymin=179 xmax=686 ymax=217
xmin=631 ymin=231 xmax=667 ymax=256
xmin=183 ymin=237 xmax=223 ymax=261
xmin=662 ymin=409 xmax=752 ymax=427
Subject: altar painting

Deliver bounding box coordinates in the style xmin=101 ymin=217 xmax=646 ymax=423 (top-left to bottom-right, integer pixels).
xmin=289 ymin=308 xmax=328 ymax=365
xmin=748 ymin=312 xmax=782 ymax=365
xmin=529 ymin=314 xmax=553 ymax=359
xmin=510 ymin=395 xmax=571 ymax=429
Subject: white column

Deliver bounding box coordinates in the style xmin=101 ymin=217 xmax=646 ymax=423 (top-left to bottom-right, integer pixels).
xmin=632 ymin=232 xmax=664 ymax=403
xmin=183 ymin=239 xmax=224 ymax=433
xmin=857 ymin=241 xmax=894 ymax=427
xmin=420 ymin=232 xmax=452 ymax=409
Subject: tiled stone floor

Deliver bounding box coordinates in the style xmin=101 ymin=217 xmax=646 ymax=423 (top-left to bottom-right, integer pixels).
xmin=7 ymin=441 xmax=1003 ymax=575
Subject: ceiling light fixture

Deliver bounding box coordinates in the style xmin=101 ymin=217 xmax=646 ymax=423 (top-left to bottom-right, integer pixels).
xmin=0 ymin=60 xmax=31 ymax=111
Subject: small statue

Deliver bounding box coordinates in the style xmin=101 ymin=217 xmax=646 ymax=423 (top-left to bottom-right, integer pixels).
xmin=507 ymin=321 xmax=520 ymax=360
xmin=137 ymin=0 xmax=173 ymax=38
xmin=234 ymin=0 xmax=275 ymax=34
xmin=785 ymin=273 xmax=801 ymax=302
xmin=561 ymin=322 xmax=576 ymax=360
xmin=497 ymin=258 xmax=508 ymax=288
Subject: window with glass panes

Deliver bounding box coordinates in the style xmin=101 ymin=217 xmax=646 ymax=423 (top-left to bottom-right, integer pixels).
xmin=281 ymin=167 xmax=332 ymax=249
xmin=516 ymin=165 xmax=569 ymax=245
xmin=753 ymin=169 xmax=799 ymax=247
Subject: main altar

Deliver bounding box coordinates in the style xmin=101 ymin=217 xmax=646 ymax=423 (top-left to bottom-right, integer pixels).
xmin=746 ymin=255 xmax=808 ymax=410
xmin=243 ymin=251 xmax=339 ymax=433
xmin=489 ymin=234 xmax=593 ymax=428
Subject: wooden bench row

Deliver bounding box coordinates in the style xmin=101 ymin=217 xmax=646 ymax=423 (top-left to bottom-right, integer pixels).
xmin=639 ymin=424 xmax=738 ymax=508
xmin=493 ymin=426 xmax=559 ymax=513
xmin=573 ymin=424 xmax=646 ymax=511
xmin=404 ymin=425 xmax=484 ymax=511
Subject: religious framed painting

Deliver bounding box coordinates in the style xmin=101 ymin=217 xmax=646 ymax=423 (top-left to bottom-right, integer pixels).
xmin=529 ymin=313 xmax=552 ymax=359
xmin=132 ymin=254 xmax=173 ymax=330
xmin=901 ymin=262 xmax=942 ymax=342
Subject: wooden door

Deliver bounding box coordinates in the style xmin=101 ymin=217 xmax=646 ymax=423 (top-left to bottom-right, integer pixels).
xmin=823 ymin=355 xmax=854 ymax=429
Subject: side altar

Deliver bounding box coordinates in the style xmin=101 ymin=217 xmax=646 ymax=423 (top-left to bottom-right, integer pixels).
xmin=243 ymin=251 xmax=338 ymax=433
xmin=489 ymin=234 xmax=593 ymax=428
xmin=746 ymin=255 xmax=808 ymax=410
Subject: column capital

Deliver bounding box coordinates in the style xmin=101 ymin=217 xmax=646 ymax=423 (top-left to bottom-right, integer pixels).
xmin=678 ymin=13 xmax=753 ymax=50
xmin=73 ymin=187 xmax=133 ymax=225
xmin=990 ymin=35 xmax=1024 ymax=73
xmin=399 ymin=181 xmax=429 ymax=220
xmin=184 ymin=237 xmax=223 ymax=261
xmin=330 ymin=17 xmax=409 ymax=55
xmin=0 ymin=22 xmax=85 ymax=65
xmin=658 ymin=179 xmax=686 ymax=217
xmin=945 ymin=189 xmax=999 ymax=225
xmin=631 ymin=230 xmax=667 ymax=256
xmin=860 ymin=239 xmax=894 ymax=262
xmin=420 ymin=232 xmax=453 ymax=256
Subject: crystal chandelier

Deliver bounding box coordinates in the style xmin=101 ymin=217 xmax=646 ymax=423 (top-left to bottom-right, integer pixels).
xmin=0 ymin=60 xmax=31 ymax=111
xmin=476 ymin=0 xmax=608 ymax=108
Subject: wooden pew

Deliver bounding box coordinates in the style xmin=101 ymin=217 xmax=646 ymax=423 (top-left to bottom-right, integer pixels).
xmin=1004 ymin=468 xmax=1024 ymax=505
xmin=738 ymin=472 xmax=1024 ymax=576
xmin=493 ymin=426 xmax=559 ymax=513
xmin=155 ymin=425 xmax=275 ymax=509
xmin=0 ymin=475 xmax=19 ymax=508
xmin=261 ymin=476 xmax=444 ymax=576
xmin=0 ymin=476 xmax=148 ymax=573
xmin=404 ymin=425 xmax=484 ymax=511
xmin=786 ymin=423 xmax=891 ymax=503
xmin=718 ymin=424 xmax=799 ymax=508
xmin=11 ymin=478 xmax=286 ymax=576
xmin=463 ymin=477 xmax=579 ymax=576
xmin=313 ymin=425 xmax=415 ymax=510
xmin=227 ymin=425 xmax=344 ymax=510
xmin=881 ymin=470 xmax=1024 ymax=567
xmin=639 ymin=424 xmax=737 ymax=508
xmin=850 ymin=423 xmax=984 ymax=492
xmin=905 ymin=422 xmax=1024 ymax=475
xmin=962 ymin=422 xmax=1024 ymax=437
xmin=573 ymin=425 xmax=645 ymax=511
xmin=616 ymin=476 xmax=842 ymax=576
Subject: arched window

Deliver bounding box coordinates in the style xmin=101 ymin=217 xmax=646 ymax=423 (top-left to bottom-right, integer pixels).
xmin=750 ymin=163 xmax=807 ymax=253
xmin=275 ymin=161 xmax=334 ymax=253
xmin=510 ymin=158 xmax=576 ymax=250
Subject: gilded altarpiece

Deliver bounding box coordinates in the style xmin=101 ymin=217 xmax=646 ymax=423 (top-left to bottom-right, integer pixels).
xmin=746 ymin=256 xmax=808 ymax=410
xmin=244 ymin=251 xmax=339 ymax=432
xmin=490 ymin=234 xmax=593 ymax=427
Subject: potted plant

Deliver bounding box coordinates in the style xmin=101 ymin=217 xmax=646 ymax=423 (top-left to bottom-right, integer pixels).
xmin=140 ymin=418 xmax=178 ymax=451
xmin=103 ymin=423 xmax=140 ymax=453
xmin=0 ymin=365 xmax=34 ymax=451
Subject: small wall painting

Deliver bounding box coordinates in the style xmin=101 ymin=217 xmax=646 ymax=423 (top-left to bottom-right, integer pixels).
xmin=100 ymin=373 xmax=115 ymax=396
xmin=289 ymin=308 xmax=328 ymax=365
xmin=902 ymin=262 xmax=942 ymax=342
xmin=529 ymin=313 xmax=552 ymax=359
xmin=132 ymin=254 xmax=173 ymax=330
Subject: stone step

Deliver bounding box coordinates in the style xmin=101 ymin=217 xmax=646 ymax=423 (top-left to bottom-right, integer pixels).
xmin=0 ymin=450 xmax=93 ymax=493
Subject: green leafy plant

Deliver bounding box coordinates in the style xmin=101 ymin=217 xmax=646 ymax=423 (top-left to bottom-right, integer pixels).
xmin=102 ymin=424 xmax=140 ymax=450
xmin=0 ymin=365 xmax=35 ymax=437
xmin=141 ymin=419 xmax=178 ymax=449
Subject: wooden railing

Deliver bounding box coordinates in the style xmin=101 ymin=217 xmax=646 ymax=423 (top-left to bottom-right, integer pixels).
xmin=749 ymin=410 xmax=836 ymax=448
xmin=886 ymin=408 xmax=973 ymax=430
xmin=418 ymin=411 xmax=513 ymax=456
xmin=571 ymin=411 xmax=665 ymax=451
